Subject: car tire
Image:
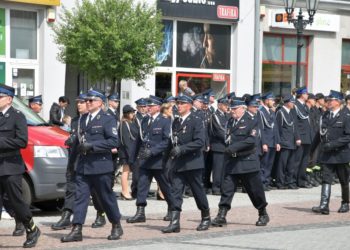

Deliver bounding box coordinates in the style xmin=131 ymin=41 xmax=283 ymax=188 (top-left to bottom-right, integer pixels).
xmin=22 ymin=177 xmax=33 ymax=206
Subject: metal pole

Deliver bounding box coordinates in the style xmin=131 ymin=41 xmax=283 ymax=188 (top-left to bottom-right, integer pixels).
xmin=253 ymin=0 xmax=261 ymax=93
xmin=295 ymin=9 xmax=304 ymax=88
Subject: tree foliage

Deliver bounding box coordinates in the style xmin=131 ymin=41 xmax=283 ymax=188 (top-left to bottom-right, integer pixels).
xmin=54 ymin=0 xmax=163 ymax=86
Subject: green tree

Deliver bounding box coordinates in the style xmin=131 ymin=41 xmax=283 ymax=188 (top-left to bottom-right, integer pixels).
xmin=54 ymin=0 xmax=163 ymax=92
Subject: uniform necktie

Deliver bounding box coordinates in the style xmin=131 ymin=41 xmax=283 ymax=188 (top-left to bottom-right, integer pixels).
xmin=0 ymin=112 xmax=3 ymax=117
xmin=330 ymin=112 xmax=334 ymax=119
xmin=179 ymin=118 xmax=183 ymax=124
xmin=148 ymin=117 xmax=154 ymax=126
xmin=87 ymin=114 xmax=92 ymax=126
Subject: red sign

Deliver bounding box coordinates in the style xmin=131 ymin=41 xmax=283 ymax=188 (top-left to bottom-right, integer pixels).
xmin=217 ymin=5 xmax=239 ymax=20
xmin=213 ymin=73 xmax=226 ymax=82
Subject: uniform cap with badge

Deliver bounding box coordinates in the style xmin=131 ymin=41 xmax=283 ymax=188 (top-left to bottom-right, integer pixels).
xmin=76 ymin=93 xmax=87 ymax=101
xmin=282 ymin=94 xmax=295 ymax=103
xmin=193 ymin=94 xmax=205 ymax=103
xmin=176 ymin=95 xmax=193 ymax=104
xmin=108 ymin=93 xmax=120 ymax=102
xmin=147 ymin=95 xmax=163 ymax=106
xmin=230 ymin=97 xmax=247 ymax=109
xmin=0 ymin=84 xmax=15 ymax=97
xmin=327 ymin=90 xmax=343 ymax=101
xmin=135 ymin=98 xmax=148 ymax=106
xmin=296 ymin=86 xmax=308 ymax=95
xmin=218 ymin=97 xmax=229 ymax=104
xmin=246 ymin=94 xmax=261 ymax=107
xmin=85 ymin=88 xmax=106 ymax=102
xmin=28 ymin=95 xmax=43 ymax=104
xmin=261 ymin=92 xmax=275 ymax=100
xmin=164 ymin=96 xmax=176 ymax=103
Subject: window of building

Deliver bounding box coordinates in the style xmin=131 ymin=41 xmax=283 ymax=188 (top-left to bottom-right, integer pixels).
xmin=262 ymin=34 xmax=309 ymax=97
xmin=10 ymin=10 xmax=37 ymax=59
xmin=341 ymin=40 xmax=350 ymax=93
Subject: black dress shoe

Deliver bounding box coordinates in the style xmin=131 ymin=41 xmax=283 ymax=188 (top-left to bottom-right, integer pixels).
xmin=13 ymin=218 xmax=25 ymax=236
xmin=108 ymin=222 xmax=123 ymax=240
xmin=51 ymin=210 xmax=72 ymax=230
xmin=338 ymin=203 xmax=349 ymax=213
xmin=256 ymin=208 xmax=269 ymax=226
xmin=61 ymin=224 xmax=83 ymax=242
xmin=196 ymin=209 xmax=210 ymax=231
xmin=211 ymin=207 xmax=228 ymax=227
xmin=126 ymin=206 xmax=146 ymax=223
xmin=163 ymin=209 xmax=171 ymax=221
xmin=92 ymin=212 xmax=106 ymax=228
xmin=276 ymin=185 xmax=287 ymax=190
xmin=162 ymin=211 xmax=180 ymax=233
xmin=23 ymin=226 xmax=41 ymax=248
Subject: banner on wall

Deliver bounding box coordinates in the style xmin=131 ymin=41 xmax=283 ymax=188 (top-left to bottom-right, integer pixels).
xmin=157 ymin=0 xmax=239 ymax=22
xmin=156 ymin=20 xmax=173 ymax=67
xmin=177 ymin=21 xmax=231 ymax=70
xmin=0 ymin=9 xmax=5 ymax=56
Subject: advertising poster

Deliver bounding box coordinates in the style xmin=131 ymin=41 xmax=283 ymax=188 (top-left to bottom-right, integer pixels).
xmin=156 ymin=20 xmax=173 ymax=67
xmin=0 ymin=8 xmax=5 ymax=56
xmin=177 ymin=21 xmax=231 ymax=69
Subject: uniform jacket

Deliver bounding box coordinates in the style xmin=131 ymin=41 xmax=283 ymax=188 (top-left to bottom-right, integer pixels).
xmin=292 ymin=100 xmax=312 ymax=144
xmin=191 ymin=108 xmax=209 ymax=149
xmin=107 ymin=108 xmax=120 ymax=127
xmin=314 ymin=108 xmax=350 ymax=164
xmin=224 ymin=111 xmax=260 ymax=175
xmin=171 ymin=112 xmax=205 ymax=172
xmin=139 ymin=114 xmax=171 ymax=170
xmin=0 ymin=106 xmax=28 ymax=176
xmin=258 ymin=106 xmax=280 ymax=147
xmin=49 ymin=102 xmax=64 ymax=126
xmin=276 ymin=107 xmax=300 ymax=150
xmin=76 ymin=109 xmax=119 ymax=175
xmin=210 ymin=109 xmax=229 ymax=152
xmin=119 ymin=120 xmax=139 ymax=166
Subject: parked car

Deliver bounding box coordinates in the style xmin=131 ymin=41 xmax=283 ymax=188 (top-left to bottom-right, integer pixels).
xmin=12 ymin=96 xmax=69 ymax=211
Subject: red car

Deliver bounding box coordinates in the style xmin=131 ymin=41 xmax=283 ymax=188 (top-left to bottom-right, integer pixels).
xmin=12 ymin=97 xmax=69 ymax=211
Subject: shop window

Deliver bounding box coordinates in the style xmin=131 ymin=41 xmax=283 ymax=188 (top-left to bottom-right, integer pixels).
xmin=262 ymin=34 xmax=309 ymax=97
xmin=263 ymin=36 xmax=282 ymax=61
xmin=341 ymin=40 xmax=350 ymax=93
xmin=12 ymin=68 xmax=35 ymax=101
xmin=156 ymin=20 xmax=173 ymax=67
xmin=155 ymin=73 xmax=172 ymax=98
xmin=176 ymin=72 xmax=229 ymax=99
xmin=10 ymin=10 xmax=37 ymax=59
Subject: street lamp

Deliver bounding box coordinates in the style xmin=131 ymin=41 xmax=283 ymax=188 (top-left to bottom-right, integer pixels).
xmin=283 ymin=0 xmax=319 ymax=88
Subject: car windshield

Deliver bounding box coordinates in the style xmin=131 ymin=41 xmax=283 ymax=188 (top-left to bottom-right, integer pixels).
xmin=12 ymin=96 xmax=48 ymax=126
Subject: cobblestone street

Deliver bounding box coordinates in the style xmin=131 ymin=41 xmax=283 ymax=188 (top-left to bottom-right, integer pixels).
xmin=1 ymin=184 xmax=349 ymax=249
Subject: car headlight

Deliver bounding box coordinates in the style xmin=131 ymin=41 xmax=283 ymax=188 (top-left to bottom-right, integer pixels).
xmin=34 ymin=146 xmax=66 ymax=158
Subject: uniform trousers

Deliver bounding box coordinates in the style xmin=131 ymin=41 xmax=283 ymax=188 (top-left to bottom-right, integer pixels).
xmin=275 ymin=149 xmax=295 ymax=187
xmin=203 ymin=151 xmax=213 ymax=189
xmin=131 ymin=163 xmax=140 ymax=198
xmin=63 ymin=164 xmax=104 ymax=213
xmin=72 ymin=173 xmax=121 ymax=225
xmin=171 ymin=169 xmax=209 ymax=212
xmin=219 ymin=171 xmax=267 ymax=211
xmin=0 ymin=175 xmax=32 ymax=224
xmin=322 ymin=164 xmax=349 ymax=186
xmin=293 ymin=144 xmax=311 ymax=186
xmin=136 ymin=168 xmax=174 ymax=209
xmin=260 ymin=148 xmax=276 ymax=185
xmin=211 ymin=152 xmax=225 ymax=193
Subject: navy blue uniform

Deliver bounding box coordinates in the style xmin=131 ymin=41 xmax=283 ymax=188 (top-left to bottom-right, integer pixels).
xmin=219 ymin=112 xmax=267 ymax=211
xmin=209 ymin=109 xmax=229 ymax=193
xmin=275 ymin=107 xmax=300 ymax=187
xmin=135 ymin=114 xmax=175 ymax=209
xmin=292 ymin=100 xmax=313 ymax=187
xmin=170 ymin=113 xmax=209 ymax=212
xmin=72 ymin=110 xmax=121 ymax=225
xmin=258 ymin=106 xmax=280 ymax=186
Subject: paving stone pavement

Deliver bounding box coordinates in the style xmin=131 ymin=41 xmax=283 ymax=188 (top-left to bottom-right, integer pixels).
xmin=1 ymin=184 xmax=350 ymax=250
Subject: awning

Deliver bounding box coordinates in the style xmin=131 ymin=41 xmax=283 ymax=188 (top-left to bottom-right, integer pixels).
xmin=4 ymin=0 xmax=61 ymax=6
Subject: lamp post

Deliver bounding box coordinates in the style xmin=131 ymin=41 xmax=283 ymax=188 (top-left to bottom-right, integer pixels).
xmin=283 ymin=0 xmax=319 ymax=88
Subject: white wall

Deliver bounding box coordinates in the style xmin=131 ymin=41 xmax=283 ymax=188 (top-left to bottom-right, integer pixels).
xmin=233 ymin=0 xmax=256 ymax=95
